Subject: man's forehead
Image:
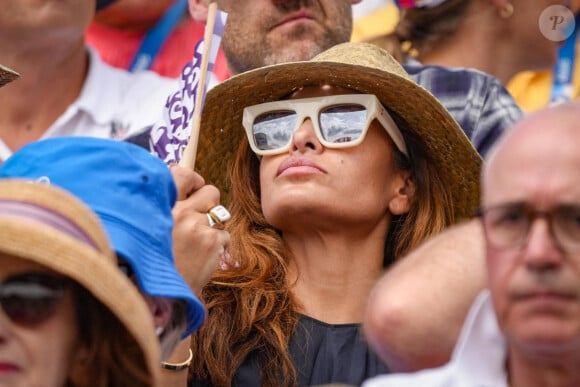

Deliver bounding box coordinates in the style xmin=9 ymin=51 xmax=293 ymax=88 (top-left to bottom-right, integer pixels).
xmin=483 ymin=107 xmax=580 ymax=204
xmin=486 ymin=104 xmax=580 ymax=170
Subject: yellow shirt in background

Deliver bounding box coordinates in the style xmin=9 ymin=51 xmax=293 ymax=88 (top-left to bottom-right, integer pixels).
xmin=507 ymin=43 xmax=580 ymax=112
xmin=351 ymin=4 xmax=398 ymax=42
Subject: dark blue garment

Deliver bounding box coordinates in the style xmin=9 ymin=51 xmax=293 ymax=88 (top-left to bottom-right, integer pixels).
xmin=189 ymin=314 xmax=389 ymax=387
xmin=404 ymin=63 xmax=523 ymax=157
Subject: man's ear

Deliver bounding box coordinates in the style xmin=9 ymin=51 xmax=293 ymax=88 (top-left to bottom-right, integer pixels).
xmin=189 ymin=0 xmax=209 ymax=23
xmin=388 ymin=172 xmax=414 ymax=216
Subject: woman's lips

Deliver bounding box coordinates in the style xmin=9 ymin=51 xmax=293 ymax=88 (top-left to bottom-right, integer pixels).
xmin=277 ymin=157 xmax=325 ymax=177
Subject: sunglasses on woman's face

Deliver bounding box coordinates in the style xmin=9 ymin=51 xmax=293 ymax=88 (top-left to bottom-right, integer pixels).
xmin=0 ymin=272 xmax=70 ymax=327
xmin=242 ymin=94 xmax=408 ymax=157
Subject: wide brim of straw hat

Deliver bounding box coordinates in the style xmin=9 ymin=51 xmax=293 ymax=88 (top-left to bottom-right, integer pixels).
xmin=0 ymin=65 xmax=19 ymax=88
xmin=0 ymin=181 xmax=160 ymax=385
xmin=197 ymin=42 xmax=481 ymax=220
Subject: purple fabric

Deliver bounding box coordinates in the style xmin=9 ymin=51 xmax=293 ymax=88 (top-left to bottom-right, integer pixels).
xmin=150 ymin=9 xmax=227 ymax=165
xmin=0 ymin=199 xmax=99 ymax=250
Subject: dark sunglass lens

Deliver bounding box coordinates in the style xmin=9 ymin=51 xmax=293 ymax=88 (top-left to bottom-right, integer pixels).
xmin=253 ymin=110 xmax=297 ymax=151
xmin=320 ymin=104 xmax=367 ymax=144
xmin=0 ymin=274 xmax=65 ymax=326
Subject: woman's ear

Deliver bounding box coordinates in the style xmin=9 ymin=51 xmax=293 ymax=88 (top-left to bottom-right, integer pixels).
xmin=388 ymin=172 xmax=414 ymax=216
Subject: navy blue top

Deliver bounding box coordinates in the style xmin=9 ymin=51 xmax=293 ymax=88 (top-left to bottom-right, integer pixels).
xmin=189 ymin=314 xmax=389 ymax=386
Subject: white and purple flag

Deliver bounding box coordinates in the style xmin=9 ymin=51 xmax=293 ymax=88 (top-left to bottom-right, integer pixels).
xmin=150 ymin=8 xmax=227 ymax=165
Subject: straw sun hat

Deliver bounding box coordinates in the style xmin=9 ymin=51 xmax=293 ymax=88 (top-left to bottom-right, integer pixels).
xmin=197 ymin=42 xmax=482 ymax=220
xmin=0 ymin=180 xmax=160 ymax=384
xmin=0 ymin=65 xmax=19 ymax=88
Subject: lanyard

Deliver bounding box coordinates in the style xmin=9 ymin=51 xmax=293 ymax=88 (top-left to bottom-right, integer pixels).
xmin=128 ymin=0 xmax=188 ymax=72
xmin=550 ymin=14 xmax=580 ymax=103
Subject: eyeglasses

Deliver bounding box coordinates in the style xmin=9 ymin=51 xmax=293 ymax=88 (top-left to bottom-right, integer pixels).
xmin=242 ymin=94 xmax=408 ymax=156
xmin=476 ymin=202 xmax=580 ymax=253
xmin=0 ymin=272 xmax=70 ymax=327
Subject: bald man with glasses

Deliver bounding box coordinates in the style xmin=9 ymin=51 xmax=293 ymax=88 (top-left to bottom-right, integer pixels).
xmin=364 ymin=101 xmax=580 ymax=387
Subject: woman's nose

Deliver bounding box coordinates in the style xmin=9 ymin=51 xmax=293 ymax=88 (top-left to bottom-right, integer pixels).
xmin=289 ymin=118 xmax=322 ymax=153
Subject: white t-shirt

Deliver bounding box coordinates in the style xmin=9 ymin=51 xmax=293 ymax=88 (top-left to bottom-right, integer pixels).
xmin=0 ymin=48 xmax=177 ymax=162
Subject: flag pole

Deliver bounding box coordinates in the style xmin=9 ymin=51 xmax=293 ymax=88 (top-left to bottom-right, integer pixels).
xmin=179 ymin=0 xmax=218 ymax=169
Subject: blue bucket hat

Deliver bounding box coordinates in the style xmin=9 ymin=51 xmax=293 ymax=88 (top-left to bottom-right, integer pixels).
xmin=0 ymin=137 xmax=204 ymax=336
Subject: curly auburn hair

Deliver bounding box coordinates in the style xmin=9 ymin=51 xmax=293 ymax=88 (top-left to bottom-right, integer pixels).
xmin=190 ymin=110 xmax=456 ymax=387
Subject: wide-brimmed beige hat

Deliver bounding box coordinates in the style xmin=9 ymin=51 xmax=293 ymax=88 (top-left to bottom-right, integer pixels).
xmin=0 ymin=180 xmax=160 ymax=385
xmin=0 ymin=65 xmax=19 ymax=88
xmin=197 ymin=42 xmax=481 ymax=220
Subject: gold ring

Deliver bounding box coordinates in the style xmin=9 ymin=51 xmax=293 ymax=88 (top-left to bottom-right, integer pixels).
xmin=208 ymin=205 xmax=231 ymax=225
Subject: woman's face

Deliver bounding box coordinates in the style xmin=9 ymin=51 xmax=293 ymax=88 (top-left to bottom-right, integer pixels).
xmin=0 ymin=253 xmax=81 ymax=387
xmin=258 ymin=85 xmax=412 ymax=232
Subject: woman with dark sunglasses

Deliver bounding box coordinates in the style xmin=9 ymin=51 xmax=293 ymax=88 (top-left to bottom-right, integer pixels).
xmin=186 ymin=42 xmax=482 ymax=387
xmin=0 ymin=180 xmax=160 ymax=387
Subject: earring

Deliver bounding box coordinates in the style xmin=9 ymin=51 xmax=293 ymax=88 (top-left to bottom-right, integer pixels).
xmin=155 ymin=326 xmax=165 ymax=336
xmin=499 ymin=2 xmax=514 ymax=18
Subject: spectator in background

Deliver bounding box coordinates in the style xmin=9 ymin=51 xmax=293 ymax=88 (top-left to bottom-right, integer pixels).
xmin=367 ymin=0 xmax=567 ymax=87
xmin=188 ymin=0 xmax=361 ymax=76
xmin=0 ymin=0 xmax=176 ymax=163
xmin=354 ymin=1 xmax=580 ymax=113
xmin=87 ymin=0 xmax=229 ymax=81
xmin=364 ymin=100 xmax=580 ymax=387
xmin=0 ymin=179 xmax=160 ymax=386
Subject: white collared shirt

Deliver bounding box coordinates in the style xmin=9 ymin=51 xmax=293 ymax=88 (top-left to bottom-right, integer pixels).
xmin=363 ymin=290 xmax=509 ymax=387
xmin=0 ymin=48 xmax=178 ymax=162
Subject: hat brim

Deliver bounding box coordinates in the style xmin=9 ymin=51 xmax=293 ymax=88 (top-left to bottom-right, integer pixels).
xmin=197 ymin=60 xmax=482 ymax=220
xmin=0 ymin=65 xmax=19 ymax=88
xmin=106 ymin=220 xmax=206 ymax=337
xmin=0 ymin=182 xmax=160 ymax=383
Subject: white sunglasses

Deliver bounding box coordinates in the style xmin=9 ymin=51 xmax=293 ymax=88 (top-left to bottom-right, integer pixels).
xmin=242 ymin=94 xmax=408 ymax=156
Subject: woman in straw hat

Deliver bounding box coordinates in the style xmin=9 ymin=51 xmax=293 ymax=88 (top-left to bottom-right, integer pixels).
xmin=189 ymin=42 xmax=482 ymax=387
xmin=0 ymin=180 xmax=160 ymax=387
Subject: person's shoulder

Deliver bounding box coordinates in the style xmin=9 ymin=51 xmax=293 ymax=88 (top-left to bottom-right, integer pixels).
xmin=93 ymin=53 xmax=178 ymax=94
xmin=403 ymin=63 xmax=523 ymax=157
xmin=83 ymin=48 xmax=179 ymax=137
xmin=404 ymin=63 xmax=505 ymax=93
